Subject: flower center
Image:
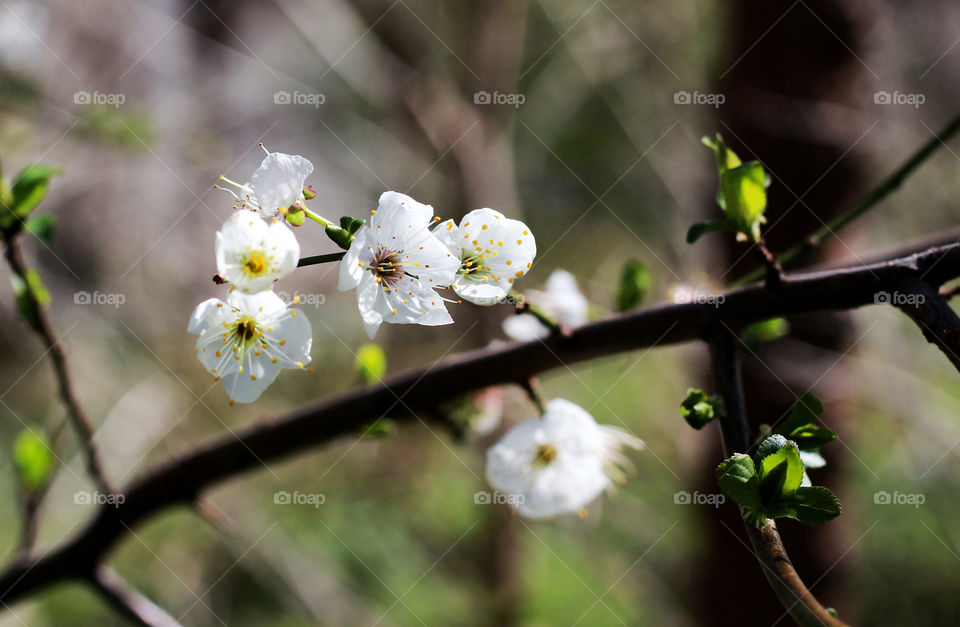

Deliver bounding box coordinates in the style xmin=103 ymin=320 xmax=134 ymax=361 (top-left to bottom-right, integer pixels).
xmin=243 ymin=251 xmax=269 ymax=276
xmin=371 ymin=246 xmax=404 ymax=287
xmin=228 ymin=315 xmax=262 ymax=353
xmin=533 ymin=443 xmax=558 ymax=467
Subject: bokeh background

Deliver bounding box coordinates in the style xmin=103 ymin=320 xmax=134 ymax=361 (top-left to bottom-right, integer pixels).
xmin=1 ymin=0 xmax=960 ymax=625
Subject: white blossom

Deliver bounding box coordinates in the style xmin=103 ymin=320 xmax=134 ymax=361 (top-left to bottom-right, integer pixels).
xmin=215 ymin=210 xmax=299 ymax=294
xmin=189 ymin=290 xmax=312 ymax=404
xmin=502 ymin=269 xmax=588 ymax=341
xmin=217 ymin=147 xmax=313 ymax=220
xmin=338 ymin=191 xmax=459 ymax=339
xmin=434 ymin=209 xmax=536 ymax=305
xmin=485 ymin=399 xmax=643 ymax=519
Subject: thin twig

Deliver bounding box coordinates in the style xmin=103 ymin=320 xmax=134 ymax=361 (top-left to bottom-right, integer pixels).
xmin=90 ymin=567 xmax=182 ymax=627
xmin=1 ymin=234 xmax=113 ymax=495
xmin=737 ymin=110 xmax=960 ymax=285
xmin=709 ymin=327 xmax=847 ymax=627
xmin=4 ymin=239 xmax=960 ymax=603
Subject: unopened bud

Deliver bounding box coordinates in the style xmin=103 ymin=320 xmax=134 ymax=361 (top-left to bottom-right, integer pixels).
xmin=285 ymin=202 xmax=306 ymax=227
xmin=302 ymin=185 xmax=316 ymax=200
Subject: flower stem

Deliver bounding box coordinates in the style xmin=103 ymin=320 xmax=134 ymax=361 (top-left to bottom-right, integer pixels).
xmin=298 ymin=252 xmax=346 ymax=267
xmin=303 ymin=208 xmax=333 ymax=228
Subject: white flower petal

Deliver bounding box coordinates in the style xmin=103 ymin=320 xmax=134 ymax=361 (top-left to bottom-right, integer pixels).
xmin=251 ymin=152 xmax=313 ymax=217
xmin=216 ymin=211 xmax=300 ymax=294
xmin=338 ymin=228 xmax=370 ymax=291
xmin=372 ymin=191 xmax=433 ymax=232
xmin=502 ymin=313 xmax=549 ymax=342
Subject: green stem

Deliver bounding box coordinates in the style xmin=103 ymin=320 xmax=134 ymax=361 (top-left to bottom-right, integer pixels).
xmin=735 ymin=110 xmax=960 ymax=286
xmin=298 ymin=252 xmax=346 ymax=267
xmin=303 ymin=208 xmax=333 ymax=228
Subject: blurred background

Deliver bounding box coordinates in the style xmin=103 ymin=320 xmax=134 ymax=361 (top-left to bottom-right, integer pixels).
xmin=1 ymin=0 xmax=960 ymax=625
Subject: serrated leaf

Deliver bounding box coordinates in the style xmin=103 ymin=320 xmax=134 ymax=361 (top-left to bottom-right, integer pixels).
xmin=758 ymin=438 xmax=804 ymax=497
xmin=774 ymin=486 xmax=842 ymax=525
xmin=755 ymin=433 xmax=789 ymax=461
xmin=355 ymin=343 xmax=386 ymax=383
xmin=25 ymin=214 xmax=56 ymax=245
xmin=615 ymin=259 xmax=650 ymax=311
xmin=789 ymin=426 xmax=837 ymax=450
xmin=13 ymin=429 xmax=54 ymax=493
xmin=715 ymin=453 xmax=762 ymax=508
xmin=686 ymin=218 xmax=736 ymax=244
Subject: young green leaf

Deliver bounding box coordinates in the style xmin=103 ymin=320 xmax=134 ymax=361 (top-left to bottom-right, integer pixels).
xmin=615 ymin=259 xmax=651 ymax=311
xmin=686 ymin=218 xmax=736 ymax=244
xmin=680 ymin=388 xmax=725 ymax=430
xmin=741 ymin=317 xmax=789 ymax=352
xmin=771 ymin=486 xmax=842 ymax=525
xmin=10 ymin=165 xmax=62 ymax=219
xmin=11 ymin=269 xmax=50 ymax=329
xmin=13 ymin=430 xmax=54 ymax=493
xmin=24 ymin=214 xmax=56 ymax=245
xmin=778 ymin=391 xmax=824 ymax=435
xmin=325 ymin=225 xmax=354 ymax=250
xmin=701 ymin=134 xmax=742 ymax=174
xmin=355 ymin=343 xmax=387 ymax=383
xmin=756 ymin=435 xmax=804 ymax=497
xmin=721 ymin=161 xmax=769 ymax=241
xmin=715 ymin=453 xmax=762 ymax=508
xmin=339 ymin=216 xmax=366 ymax=235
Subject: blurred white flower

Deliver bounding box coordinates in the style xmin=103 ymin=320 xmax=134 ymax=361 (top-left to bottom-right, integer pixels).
xmin=189 ymin=290 xmax=312 ymax=404
xmin=434 ymin=208 xmax=536 ymax=305
xmin=217 ymin=147 xmax=314 ymax=220
xmin=485 ymin=398 xmax=643 ymax=519
xmin=215 ymin=210 xmax=299 ymax=294
xmin=338 ymin=192 xmax=459 ymax=339
xmin=502 ymin=269 xmax=588 ymax=341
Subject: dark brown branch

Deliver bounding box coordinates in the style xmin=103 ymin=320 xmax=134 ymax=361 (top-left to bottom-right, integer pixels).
xmin=892 ymin=278 xmax=960 ymax=373
xmin=1 ymin=234 xmax=113 ymax=494
xmin=91 ymin=567 xmax=182 ymax=627
xmin=3 ymin=240 xmax=960 ymax=604
xmin=709 ymin=327 xmax=847 ymax=627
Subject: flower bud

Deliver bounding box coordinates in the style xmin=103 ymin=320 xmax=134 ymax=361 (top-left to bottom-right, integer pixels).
xmin=285 ymin=202 xmax=306 ymax=227
xmin=302 ymin=185 xmax=316 ymax=200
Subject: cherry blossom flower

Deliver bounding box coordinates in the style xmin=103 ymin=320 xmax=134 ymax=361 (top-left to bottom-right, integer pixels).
xmin=485 ymin=398 xmax=643 ymax=519
xmin=189 ymin=290 xmax=312 ymax=404
xmin=215 ymin=210 xmax=299 ymax=294
xmin=434 ymin=209 xmax=536 ymax=305
xmin=216 ymin=146 xmax=314 ymax=220
xmin=502 ymin=269 xmax=588 ymax=341
xmin=338 ymin=191 xmax=459 ymax=339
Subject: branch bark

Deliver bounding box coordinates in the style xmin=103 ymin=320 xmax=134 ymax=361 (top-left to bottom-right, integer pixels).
xmin=3 ymin=240 xmax=960 ymax=604
xmin=709 ymin=327 xmax=847 ymax=627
